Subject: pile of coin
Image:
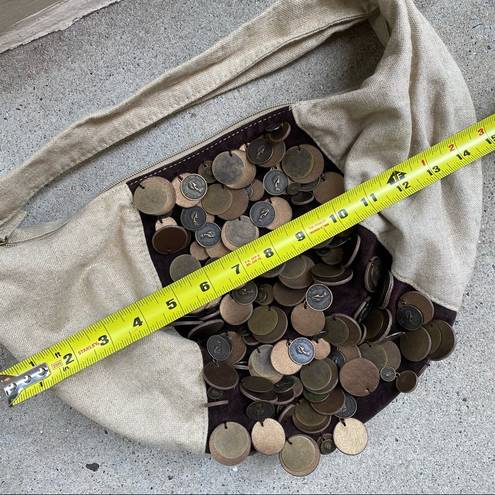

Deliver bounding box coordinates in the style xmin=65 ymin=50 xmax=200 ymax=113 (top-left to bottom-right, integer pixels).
xmin=132 ymin=120 xmax=456 ymax=476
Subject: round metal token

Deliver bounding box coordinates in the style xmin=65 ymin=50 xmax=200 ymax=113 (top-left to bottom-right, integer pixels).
xmin=133 ymin=176 xmax=176 ymax=216
xmin=180 ymin=173 xmax=207 ymax=201
xmin=267 ymin=121 xmax=291 ymax=142
xmin=207 ymin=387 xmax=224 ymax=401
xmin=249 ymin=201 xmax=276 ymax=227
xmin=194 ymin=222 xmax=221 ymax=247
xmin=335 ymin=393 xmax=358 ymax=419
xmin=300 ymin=359 xmax=336 ymax=393
xmin=397 ymin=304 xmax=424 ymax=331
xmin=281 ymin=146 xmax=313 ymax=181
xmin=222 ymin=216 xmax=259 ymax=250
xmin=203 ymin=361 xmax=239 ymax=390
xmin=339 ymin=358 xmax=379 ymax=397
xmin=291 ymin=303 xmax=325 ymax=337
xmin=270 ymin=340 xmax=302 ymax=375
xmin=198 ymin=160 xmax=215 ymax=184
xmin=311 ymin=387 xmax=345 ymax=416
xmin=247 ymin=136 xmax=274 ymax=165
xmin=219 ymin=295 xmax=253 ymax=325
xmin=180 ymin=205 xmax=207 ymax=231
xmin=265 ymin=197 xmax=293 ymax=230
xmin=274 ymin=375 xmax=297 ymax=394
xmin=189 ymin=241 xmax=209 ymax=261
xmin=298 ymin=144 xmax=324 ymax=184
xmin=318 ymin=434 xmax=337 ymax=455
xmin=263 ymin=169 xmax=289 ymax=196
xmin=231 ymin=281 xmax=258 ymax=305
xmin=212 ymin=150 xmax=256 ymax=189
xmin=251 ymin=418 xmax=286 ymax=455
xmin=399 ymin=291 xmax=435 ymax=324
xmin=152 ymin=225 xmax=190 ymax=254
xmin=209 ymin=422 xmax=251 ymax=466
xmin=255 ymin=283 xmax=274 ymax=306
xmin=313 ymin=338 xmax=331 ymax=360
xmin=333 ymin=418 xmax=368 ymax=455
xmin=381 ymin=340 xmax=402 ymax=370
xmin=288 ymin=337 xmax=316 ymax=365
xmin=305 ymin=284 xmax=334 ymax=311
xmin=155 ymin=216 xmax=177 ymax=231
xmin=396 ymin=370 xmax=418 ymax=393
xmin=427 ymin=320 xmax=456 ymax=360
xmin=279 ymin=435 xmax=320 ymax=477
xmin=324 ymin=315 xmax=350 ymax=346
xmin=400 ymin=327 xmax=432 ymax=362
xmin=255 ymin=306 xmax=288 ymax=344
xmin=206 ymin=334 xmax=232 ymax=361
xmin=241 ymin=376 xmax=274 ymax=394
xmin=246 ymin=401 xmax=275 ymax=422
xmin=169 ymin=254 xmax=201 ymax=281
xmin=201 ymin=183 xmax=233 ymax=215
xmin=273 ymin=282 xmax=306 ymax=307
xmin=248 ymin=306 xmax=278 ymax=336
xmin=314 ymin=172 xmax=345 ymax=204
xmin=358 ymin=343 xmax=388 ymax=370
xmin=217 ymin=188 xmax=250 ymax=221
xmin=248 ymin=344 xmax=283 ymax=383
xmin=224 ymin=331 xmax=247 ymax=365
xmin=246 ymin=179 xmax=264 ymax=201
xmin=380 ymin=366 xmax=397 ymax=382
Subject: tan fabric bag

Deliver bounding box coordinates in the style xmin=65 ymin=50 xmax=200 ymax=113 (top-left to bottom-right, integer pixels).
xmin=0 ymin=0 xmax=482 ymax=453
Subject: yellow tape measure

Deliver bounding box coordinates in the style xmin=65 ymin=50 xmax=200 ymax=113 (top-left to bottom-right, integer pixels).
xmin=2 ymin=114 xmax=494 ymax=406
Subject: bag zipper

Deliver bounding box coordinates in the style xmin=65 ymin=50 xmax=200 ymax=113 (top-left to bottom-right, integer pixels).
xmin=1 ymin=103 xmax=291 ymax=247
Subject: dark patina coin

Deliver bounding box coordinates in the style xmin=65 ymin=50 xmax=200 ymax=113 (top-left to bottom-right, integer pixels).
xmin=273 ymin=375 xmax=297 ymax=394
xmin=206 ymin=334 xmax=232 ymax=361
xmin=305 ymin=284 xmax=333 ymax=311
xmin=180 ymin=173 xmax=208 ymax=201
xmin=195 ymin=222 xmax=221 ymax=247
xmin=231 ymin=281 xmax=258 ymax=305
xmin=180 ymin=206 xmax=207 ymax=231
xmin=288 ymin=337 xmax=316 ymax=365
xmin=246 ymin=401 xmax=275 ymax=422
xmin=397 ymin=304 xmax=424 ymax=331
xmin=318 ymin=434 xmax=337 ymax=455
xmin=335 ymin=393 xmax=358 ymax=419
xmin=263 ymin=169 xmax=289 ymax=196
xmin=152 ymin=225 xmax=190 ymax=254
xmin=207 ymin=387 xmax=224 ymax=401
xmin=247 ymin=136 xmax=274 ymax=165
xmin=203 ymin=361 xmax=239 ymax=390
xmin=380 ymin=366 xmax=397 ymax=382
xmin=241 ymin=376 xmax=274 ymax=394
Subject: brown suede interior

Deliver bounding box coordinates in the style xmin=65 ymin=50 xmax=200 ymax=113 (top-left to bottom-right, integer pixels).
xmin=126 ymin=107 xmax=456 ymax=452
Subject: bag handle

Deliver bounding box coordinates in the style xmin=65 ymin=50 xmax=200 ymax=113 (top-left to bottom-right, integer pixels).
xmin=0 ymin=0 xmax=377 ymax=238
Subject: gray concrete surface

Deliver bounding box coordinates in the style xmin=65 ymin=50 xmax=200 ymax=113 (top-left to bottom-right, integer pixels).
xmin=0 ymin=0 xmax=494 ymax=493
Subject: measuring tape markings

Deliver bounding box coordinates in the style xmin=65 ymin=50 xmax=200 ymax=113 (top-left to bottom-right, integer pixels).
xmin=2 ymin=115 xmax=494 ymax=405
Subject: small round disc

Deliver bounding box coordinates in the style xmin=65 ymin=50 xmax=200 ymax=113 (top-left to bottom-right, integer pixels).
xmin=294 ymin=399 xmax=329 ymax=430
xmin=248 ymin=306 xmax=278 ymax=336
xmin=300 ymin=359 xmax=336 ymax=393
xmin=248 ymin=344 xmax=283 ymax=383
xmin=314 ymin=172 xmax=345 ymax=204
xmin=305 ymin=284 xmax=333 ymax=311
xmin=172 ymin=174 xmax=201 ymax=208
xmin=133 ymin=176 xmax=176 ymax=216
xmin=216 ymin=187 xmax=250 ymax=221
xmin=251 ymin=419 xmax=286 ymax=455
xmin=249 ymin=201 xmax=276 ymax=227
xmin=298 ymin=144 xmax=325 ymax=184
xmin=265 ymin=197 xmax=293 ymax=230
xmin=339 ymin=358 xmax=379 ymax=397
xmin=396 ymin=370 xmax=418 ymax=393
xmin=246 ymin=179 xmax=265 ymax=201
xmin=279 ymin=435 xmax=320 ymax=477
xmin=311 ymin=387 xmax=345 ymax=416
xmin=206 ymin=334 xmax=232 ymax=361
xmin=397 ymin=304 xmax=424 ymax=331
xmin=205 ymin=242 xmax=230 ymax=258
xmin=212 ymin=150 xmax=252 ymax=188
xmin=256 ymin=283 xmax=274 ymax=306
xmin=381 ymin=340 xmax=402 ymax=370
xmin=152 ymin=225 xmax=190 ymax=254
xmin=291 ymin=303 xmax=325 ymax=337
xmin=222 ymin=216 xmax=259 ymax=250
xmin=281 ymin=146 xmax=313 ymax=181
xmin=209 ymin=422 xmax=251 ymax=466
xmin=195 ymin=222 xmax=222 ymax=247
xmin=380 ymin=366 xmax=397 ymax=382
xmin=224 ymin=331 xmax=247 ymax=365
xmin=333 ymin=418 xmax=368 ymax=455
xmin=201 ymin=183 xmax=233 ymax=215
xmin=313 ymin=338 xmax=331 ymax=360
xmin=246 ymin=401 xmax=275 ymax=422
xmin=270 ymin=340 xmax=302 ymax=375
xmin=426 ymin=320 xmax=456 ymax=361
xmin=231 ymin=281 xmax=258 ymax=305
xmin=247 ymin=136 xmax=274 ymax=165
xmin=288 ymin=337 xmax=316 ymax=365
xmin=241 ymin=376 xmax=274 ymax=394
xmin=198 ymin=160 xmax=215 ymax=184
xmin=189 ymin=241 xmax=209 ymax=261
xmin=335 ymin=394 xmax=358 ymax=419
xmin=180 ymin=173 xmax=207 ymax=201
xmin=255 ymin=306 xmax=288 ymax=344
xmin=169 ymin=254 xmax=201 ymax=281
xmin=318 ymin=434 xmax=337 ymax=455
xmin=400 ymin=327 xmax=432 ymax=362
xmin=263 ymin=169 xmax=289 ymax=196
xmin=358 ymin=343 xmax=388 ymax=370
xmin=203 ymin=361 xmax=239 ymax=390
xmin=207 ymin=387 xmax=224 ymax=401
xmin=219 ymin=295 xmax=253 ymax=325
xmin=324 ymin=315 xmax=350 ymax=346
xmin=273 ymin=282 xmax=306 ymax=307
xmin=399 ymin=291 xmax=435 ymax=324
xmin=267 ymin=121 xmax=291 ymax=142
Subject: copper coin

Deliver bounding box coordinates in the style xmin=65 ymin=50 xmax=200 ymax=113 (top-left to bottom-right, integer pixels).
xmin=279 ymin=435 xmax=320 ymax=477
xmin=396 ymin=370 xmax=418 ymax=393
xmin=255 ymin=306 xmax=288 ymax=344
xmin=155 ymin=216 xmax=177 ymax=231
xmin=224 ymin=331 xmax=247 ymax=365
xmin=251 ymin=419 xmax=286 ymax=455
xmin=262 ymin=263 xmax=286 ymax=279
xmin=152 ymin=225 xmax=190 ymax=254
xmin=209 ymin=422 xmax=251 ymax=466
xmin=339 ymin=358 xmax=379 ymax=397
xmin=212 ymin=150 xmax=256 ymax=189
xmin=133 ymin=176 xmax=176 ymax=216
xmin=279 ymin=256 xmax=308 ymax=280
xmin=314 ymin=172 xmax=345 ymax=204
xmin=426 ymin=320 xmax=456 ymax=360
xmin=313 ymin=338 xmax=331 ymax=360
xmin=198 ymin=160 xmax=215 ymax=184
xmin=270 ymin=340 xmax=302 ymax=375
xmin=311 ymin=263 xmax=345 ymax=281
xmin=320 ymin=247 xmax=344 ymax=266
xmin=205 ymin=242 xmax=229 ymax=258
xmin=311 ymin=387 xmax=345 ymax=416
xmin=248 ymin=344 xmax=283 ymax=383
xmin=265 ymin=197 xmax=293 ymax=230
xmin=246 ymin=179 xmax=265 ymax=201
xmin=273 ymin=282 xmax=306 ymax=307
xmin=400 ymin=327 xmax=432 ymax=362
xmin=300 ymin=359 xmax=336 ymax=392
xmin=399 ymin=291 xmax=435 ymax=324
xmin=189 ymin=241 xmax=209 ymax=261
xmin=169 ymin=254 xmax=201 ymax=281
xmin=203 ymin=361 xmax=239 ymax=390
xmin=241 ymin=376 xmax=274 ymax=394
xmin=217 ymin=187 xmax=250 ymax=221
xmin=323 ymin=315 xmax=349 ymax=346
xmin=291 ymin=303 xmax=325 ymax=337
xmin=364 ymin=308 xmax=392 ymax=343
xmin=381 ymin=340 xmax=402 ymax=370
xmin=303 ymin=389 xmax=329 ymax=403
xmin=262 ymin=140 xmax=286 ymax=168
xmin=337 ymin=345 xmax=362 ymax=363
xmin=248 ymin=306 xmax=278 ymax=336
xmin=219 ymin=295 xmax=253 ymax=325
xmin=222 ymin=216 xmax=259 ymax=250
xmin=358 ymin=343 xmax=388 ymax=370
xmin=335 ymin=314 xmax=362 ymax=346
xmin=333 ymin=418 xmax=368 ymax=455
xmin=201 ymin=183 xmax=233 ymax=215
xmin=247 ymin=136 xmax=274 ymax=165
xmin=298 ymin=144 xmax=325 ymax=184
xmin=281 ymin=146 xmax=313 ymax=181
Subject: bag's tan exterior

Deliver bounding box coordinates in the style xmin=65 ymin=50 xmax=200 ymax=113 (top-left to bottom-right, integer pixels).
xmin=0 ymin=0 xmax=482 ymax=452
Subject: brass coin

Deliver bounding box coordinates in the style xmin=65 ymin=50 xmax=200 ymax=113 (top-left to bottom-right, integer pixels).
xmin=205 ymin=241 xmax=230 ymax=258
xmin=291 ymin=303 xmax=325 ymax=337
xmin=198 ymin=160 xmax=215 ymax=184
xmin=203 ymin=361 xmax=239 ymax=390
xmin=246 ymin=401 xmax=275 ymax=422
xmin=251 ymin=419 xmax=286 ymax=455
xmin=255 ymin=283 xmax=274 ymax=305
xmin=426 ymin=320 xmax=456 ymax=360
xmin=314 ymin=172 xmax=345 ymax=204
xmin=169 ymin=254 xmax=201 ymax=281
xmin=212 ymin=150 xmax=256 ymax=189
xmin=298 ymin=144 xmax=325 ymax=184
xmin=273 ymin=282 xmax=306 ymax=307
xmin=400 ymin=327 xmax=432 ymax=362
xmin=339 ymin=358 xmax=379 ymax=397
xmin=300 ymin=359 xmax=336 ymax=393
xmin=248 ymin=306 xmax=278 ymax=336
xmin=266 ymin=197 xmax=293 ymax=230
xmin=155 ymin=216 xmax=177 ymax=231
xmin=219 ymin=295 xmax=253 ymax=325
xmin=311 ymin=387 xmax=345 ymax=416
xmin=279 ymin=435 xmax=320 ymax=477
xmin=152 ymin=225 xmax=190 ymax=254
xmin=187 ymin=319 xmax=224 ymax=339
xmin=248 ymin=344 xmax=283 ymax=383
xmin=381 ymin=340 xmax=402 ymax=370
xmin=133 ymin=176 xmax=176 ymax=216
xmin=246 ymin=179 xmax=264 ymax=201
xmin=255 ymin=306 xmax=288 ymax=344
xmin=231 ymin=281 xmax=258 ymax=305
xmin=396 ymin=370 xmax=418 ymax=393
xmin=294 ymin=399 xmax=329 ymax=428
xmin=399 ymin=291 xmax=435 ymax=324
xmin=195 ymin=222 xmax=222 ymax=247
xmin=201 ymin=183 xmax=233 ymax=215
xmin=333 ymin=418 xmax=368 ymax=455
xmin=281 ymin=146 xmax=313 ymax=181
xmin=180 ymin=173 xmax=207 ymax=201
xmin=358 ymin=343 xmax=388 ymax=370
xmin=222 ymin=216 xmax=259 ymax=250
xmin=397 ymin=304 xmax=424 ymax=331
xmin=172 ymin=174 xmax=201 ymax=208
xmin=267 ymin=121 xmax=291 ymax=142
xmin=241 ymin=376 xmax=274 ymax=394
xmin=313 ymin=338 xmax=331 ymax=360
xmin=209 ymin=422 xmax=251 ymax=466
xmin=270 ymin=340 xmax=302 ymax=375
xmin=189 ymin=241 xmax=209 ymax=261
xmin=323 ymin=315 xmax=350 ymax=346
xmin=247 ymin=136 xmax=274 ymax=165
xmin=217 ymin=189 xmax=248 ymax=222
xmin=224 ymin=331 xmax=247 ymax=365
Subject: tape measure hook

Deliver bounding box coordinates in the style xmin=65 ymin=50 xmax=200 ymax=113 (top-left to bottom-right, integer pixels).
xmin=0 ymin=364 xmax=50 ymax=405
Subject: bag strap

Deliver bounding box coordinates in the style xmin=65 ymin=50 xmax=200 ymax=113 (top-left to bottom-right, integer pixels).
xmin=0 ymin=0 xmax=377 ymax=238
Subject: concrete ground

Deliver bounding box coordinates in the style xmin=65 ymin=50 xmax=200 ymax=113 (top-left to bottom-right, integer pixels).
xmin=0 ymin=0 xmax=493 ymax=493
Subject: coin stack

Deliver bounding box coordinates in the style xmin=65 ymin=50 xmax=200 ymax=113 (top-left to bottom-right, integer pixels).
xmin=132 ymin=121 xmax=456 ymax=476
